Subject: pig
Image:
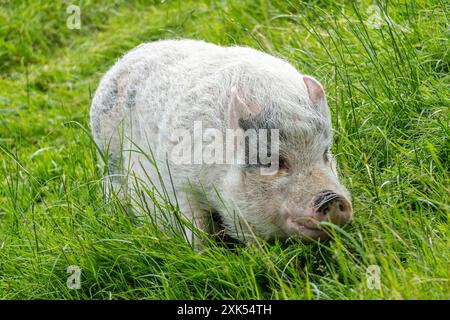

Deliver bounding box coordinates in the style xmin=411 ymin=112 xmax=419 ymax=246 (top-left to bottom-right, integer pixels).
xmin=90 ymin=39 xmax=352 ymax=245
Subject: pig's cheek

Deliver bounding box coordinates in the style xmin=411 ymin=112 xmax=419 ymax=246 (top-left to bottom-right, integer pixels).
xmin=227 ymin=168 xmax=252 ymax=196
xmin=303 ymin=207 xmax=317 ymax=219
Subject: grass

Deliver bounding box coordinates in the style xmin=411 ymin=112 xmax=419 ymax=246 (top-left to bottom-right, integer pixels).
xmin=0 ymin=0 xmax=449 ymax=299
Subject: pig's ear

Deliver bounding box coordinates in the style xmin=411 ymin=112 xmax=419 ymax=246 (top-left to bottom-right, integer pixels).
xmin=303 ymin=75 xmax=329 ymax=115
xmin=227 ymin=86 xmax=261 ymax=129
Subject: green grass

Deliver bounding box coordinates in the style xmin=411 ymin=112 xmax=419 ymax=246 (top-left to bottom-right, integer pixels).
xmin=0 ymin=0 xmax=449 ymax=299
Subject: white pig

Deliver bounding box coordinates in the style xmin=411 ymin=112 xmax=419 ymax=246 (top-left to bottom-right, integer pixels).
xmin=90 ymin=39 xmax=352 ymax=244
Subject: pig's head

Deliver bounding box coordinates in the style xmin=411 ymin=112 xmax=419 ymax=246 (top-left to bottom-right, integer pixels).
xmin=220 ymin=75 xmax=352 ymax=242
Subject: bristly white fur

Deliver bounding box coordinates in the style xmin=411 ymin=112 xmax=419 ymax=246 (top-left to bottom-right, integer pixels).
xmin=90 ymin=39 xmax=351 ymax=244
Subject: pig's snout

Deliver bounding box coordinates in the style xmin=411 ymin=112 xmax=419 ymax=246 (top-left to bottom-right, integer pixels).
xmin=283 ymin=190 xmax=352 ymax=240
xmin=314 ymin=190 xmax=352 ymax=226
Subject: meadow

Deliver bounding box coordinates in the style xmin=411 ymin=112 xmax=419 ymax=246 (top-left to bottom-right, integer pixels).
xmin=0 ymin=0 xmax=448 ymax=299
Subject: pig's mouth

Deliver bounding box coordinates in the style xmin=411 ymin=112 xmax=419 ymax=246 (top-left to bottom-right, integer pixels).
xmin=209 ymin=209 xmax=330 ymax=243
xmin=285 ymin=217 xmax=330 ymax=241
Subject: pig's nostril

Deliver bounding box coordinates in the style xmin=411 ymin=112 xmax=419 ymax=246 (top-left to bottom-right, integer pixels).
xmin=314 ymin=190 xmax=340 ymax=212
xmin=315 ymin=192 xmax=352 ymax=226
xmin=335 ymin=199 xmax=349 ymax=213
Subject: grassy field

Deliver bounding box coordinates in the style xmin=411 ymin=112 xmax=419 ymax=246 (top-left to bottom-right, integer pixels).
xmin=0 ymin=0 xmax=448 ymax=299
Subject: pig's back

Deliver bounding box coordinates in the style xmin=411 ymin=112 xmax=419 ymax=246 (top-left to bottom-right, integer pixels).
xmin=91 ymin=39 xmax=302 ymax=171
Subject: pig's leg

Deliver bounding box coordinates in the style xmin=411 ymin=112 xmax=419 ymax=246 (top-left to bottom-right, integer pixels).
xmin=172 ymin=188 xmax=228 ymax=250
xmin=173 ymin=194 xmax=206 ymax=249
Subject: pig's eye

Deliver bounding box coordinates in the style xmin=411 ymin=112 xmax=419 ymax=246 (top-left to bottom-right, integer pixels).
xmin=245 ymin=156 xmax=289 ymax=173
xmin=323 ymin=149 xmax=331 ymax=162
xmin=278 ymin=157 xmax=290 ymax=171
